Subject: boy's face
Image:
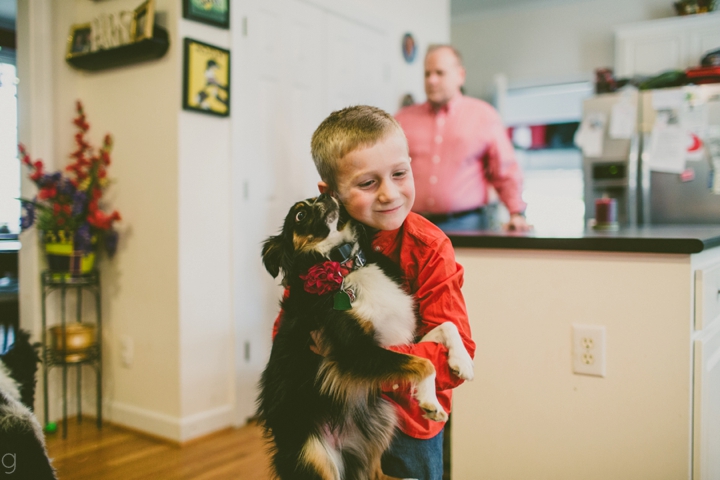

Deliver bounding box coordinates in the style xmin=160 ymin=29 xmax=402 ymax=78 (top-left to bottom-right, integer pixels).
xmin=323 ymin=131 xmax=415 ymax=231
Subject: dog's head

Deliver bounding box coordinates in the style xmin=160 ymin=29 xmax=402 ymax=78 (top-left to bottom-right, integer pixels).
xmin=262 ymin=194 xmax=360 ymax=282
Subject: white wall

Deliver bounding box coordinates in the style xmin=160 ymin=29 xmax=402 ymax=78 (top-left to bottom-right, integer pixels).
xmin=18 ymin=0 xmax=189 ymax=441
xmin=452 ymin=0 xmax=675 ymax=100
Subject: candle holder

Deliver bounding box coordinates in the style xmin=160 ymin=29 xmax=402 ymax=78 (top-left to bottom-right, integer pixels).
xmin=592 ymin=197 xmax=619 ymax=231
xmin=50 ymin=323 xmax=96 ymax=363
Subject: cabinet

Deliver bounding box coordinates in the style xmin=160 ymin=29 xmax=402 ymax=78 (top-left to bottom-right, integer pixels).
xmin=452 ymin=243 xmax=720 ymax=479
xmin=614 ymin=12 xmax=720 ymax=78
xmin=41 ymin=270 xmax=102 ymax=439
xmin=694 ymin=322 xmax=720 ymax=479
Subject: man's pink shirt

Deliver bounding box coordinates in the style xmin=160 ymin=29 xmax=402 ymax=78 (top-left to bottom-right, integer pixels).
xmin=396 ymin=95 xmax=526 ymax=215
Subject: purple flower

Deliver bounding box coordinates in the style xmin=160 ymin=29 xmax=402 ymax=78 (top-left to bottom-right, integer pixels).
xmin=20 ymin=201 xmax=36 ymax=230
xmin=105 ymin=230 xmax=119 ymax=258
xmin=74 ymin=223 xmax=92 ymax=253
xmin=58 ymin=179 xmax=76 ymax=197
xmin=72 ymin=191 xmax=87 ymax=216
xmin=38 ymin=172 xmax=62 ymax=188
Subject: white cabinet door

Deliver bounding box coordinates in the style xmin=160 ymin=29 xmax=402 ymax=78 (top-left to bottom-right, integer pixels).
xmin=615 ymin=13 xmax=720 ymax=78
xmin=694 ymin=321 xmax=720 ymax=480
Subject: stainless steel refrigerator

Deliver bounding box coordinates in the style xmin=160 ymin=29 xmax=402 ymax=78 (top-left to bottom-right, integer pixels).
xmin=580 ymin=84 xmax=720 ymax=226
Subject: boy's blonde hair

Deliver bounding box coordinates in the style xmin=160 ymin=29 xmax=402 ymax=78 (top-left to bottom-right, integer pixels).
xmin=311 ymin=105 xmax=405 ymax=191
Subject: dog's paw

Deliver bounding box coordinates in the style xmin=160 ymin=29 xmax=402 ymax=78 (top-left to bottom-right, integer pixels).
xmin=418 ymin=400 xmax=448 ymax=422
xmin=448 ymin=348 xmax=474 ymax=381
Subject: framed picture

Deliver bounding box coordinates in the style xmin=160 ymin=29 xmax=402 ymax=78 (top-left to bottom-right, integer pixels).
xmin=182 ymin=38 xmax=231 ymax=117
xmin=132 ymin=0 xmax=155 ymax=42
xmin=66 ymin=23 xmax=93 ymax=58
xmin=183 ymin=0 xmax=230 ymax=29
xmin=402 ymin=33 xmax=417 ymax=64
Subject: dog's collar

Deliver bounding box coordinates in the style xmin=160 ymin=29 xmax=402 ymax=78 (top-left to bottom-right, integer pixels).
xmin=330 ymin=243 xmax=366 ymax=274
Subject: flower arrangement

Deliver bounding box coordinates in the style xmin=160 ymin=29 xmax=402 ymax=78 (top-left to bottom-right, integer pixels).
xmin=19 ymin=100 xmax=121 ymax=257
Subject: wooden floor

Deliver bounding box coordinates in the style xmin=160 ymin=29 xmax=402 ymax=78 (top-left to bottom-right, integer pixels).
xmin=45 ymin=419 xmax=273 ymax=480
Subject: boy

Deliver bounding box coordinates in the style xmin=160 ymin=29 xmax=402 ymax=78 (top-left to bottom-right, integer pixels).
xmin=274 ymin=105 xmax=475 ymax=480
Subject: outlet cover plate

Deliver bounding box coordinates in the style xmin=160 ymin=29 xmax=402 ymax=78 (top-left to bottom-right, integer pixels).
xmin=572 ymin=324 xmax=606 ymax=377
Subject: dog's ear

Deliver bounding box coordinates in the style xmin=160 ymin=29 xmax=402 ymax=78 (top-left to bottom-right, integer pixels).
xmin=262 ymin=235 xmax=284 ymax=278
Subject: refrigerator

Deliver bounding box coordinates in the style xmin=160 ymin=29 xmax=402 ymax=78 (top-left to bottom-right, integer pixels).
xmin=579 ymin=84 xmax=720 ymax=226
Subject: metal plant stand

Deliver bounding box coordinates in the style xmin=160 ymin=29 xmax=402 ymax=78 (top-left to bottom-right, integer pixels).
xmin=40 ymin=270 xmax=102 ymax=439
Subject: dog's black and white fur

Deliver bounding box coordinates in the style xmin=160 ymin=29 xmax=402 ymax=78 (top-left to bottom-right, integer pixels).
xmin=0 ymin=328 xmax=57 ymax=479
xmin=257 ymin=194 xmax=473 ymax=480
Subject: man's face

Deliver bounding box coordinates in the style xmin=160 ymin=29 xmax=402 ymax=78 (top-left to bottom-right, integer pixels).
xmin=332 ymin=131 xmax=415 ymax=231
xmin=424 ymin=48 xmax=465 ymax=109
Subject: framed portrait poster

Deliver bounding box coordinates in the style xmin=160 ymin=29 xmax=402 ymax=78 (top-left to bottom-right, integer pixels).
xmin=66 ymin=23 xmax=93 ymax=59
xmin=402 ymin=33 xmax=417 ymax=64
xmin=183 ymin=0 xmax=230 ymax=29
xmin=182 ymin=38 xmax=231 ymax=117
xmin=132 ymin=0 xmax=155 ymax=42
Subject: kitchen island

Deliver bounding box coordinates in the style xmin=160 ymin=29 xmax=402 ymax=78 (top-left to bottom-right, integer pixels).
xmin=448 ymin=225 xmax=720 ymax=480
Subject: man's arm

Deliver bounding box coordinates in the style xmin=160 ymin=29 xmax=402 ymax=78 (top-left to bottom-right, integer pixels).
xmin=481 ymin=107 xmax=531 ymax=231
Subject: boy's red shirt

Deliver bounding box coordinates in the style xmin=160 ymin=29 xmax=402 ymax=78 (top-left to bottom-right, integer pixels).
xmin=271 ymin=212 xmax=475 ymax=439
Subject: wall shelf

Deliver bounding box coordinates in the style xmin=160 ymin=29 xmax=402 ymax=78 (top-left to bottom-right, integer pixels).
xmin=66 ymin=25 xmax=169 ymax=72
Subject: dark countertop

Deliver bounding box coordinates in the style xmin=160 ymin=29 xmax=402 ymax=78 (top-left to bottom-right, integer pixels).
xmin=448 ymin=225 xmax=720 ymax=254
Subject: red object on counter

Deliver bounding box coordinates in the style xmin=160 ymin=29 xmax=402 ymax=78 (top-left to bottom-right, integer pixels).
xmin=595 ymin=197 xmax=617 ymax=225
xmin=685 ymin=66 xmax=720 ymax=84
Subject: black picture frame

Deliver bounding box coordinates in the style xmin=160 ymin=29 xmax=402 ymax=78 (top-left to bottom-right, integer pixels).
xmin=182 ymin=0 xmax=230 ymax=29
xmin=182 ymin=38 xmax=231 ymax=117
xmin=66 ymin=23 xmax=93 ymax=58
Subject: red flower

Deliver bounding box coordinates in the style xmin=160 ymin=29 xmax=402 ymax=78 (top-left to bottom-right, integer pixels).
xmin=300 ymin=261 xmax=345 ymax=295
xmin=87 ymin=210 xmax=120 ymax=230
xmin=38 ymin=187 xmax=57 ymax=200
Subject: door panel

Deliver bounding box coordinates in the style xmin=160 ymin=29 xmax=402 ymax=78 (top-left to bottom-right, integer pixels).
xmin=232 ymin=0 xmax=391 ymax=423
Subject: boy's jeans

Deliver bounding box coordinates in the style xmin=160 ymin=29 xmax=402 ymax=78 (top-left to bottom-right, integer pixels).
xmin=381 ymin=427 xmax=444 ymax=480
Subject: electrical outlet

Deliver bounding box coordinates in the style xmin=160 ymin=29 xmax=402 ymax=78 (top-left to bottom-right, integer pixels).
xmin=120 ymin=335 xmax=134 ymax=368
xmin=572 ymin=324 xmax=606 ymax=377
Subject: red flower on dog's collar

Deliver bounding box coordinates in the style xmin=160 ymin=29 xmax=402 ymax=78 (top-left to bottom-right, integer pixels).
xmin=300 ymin=261 xmax=348 ymax=295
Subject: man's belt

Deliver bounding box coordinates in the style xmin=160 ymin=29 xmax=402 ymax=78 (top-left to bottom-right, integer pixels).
xmin=421 ymin=207 xmax=485 ymax=224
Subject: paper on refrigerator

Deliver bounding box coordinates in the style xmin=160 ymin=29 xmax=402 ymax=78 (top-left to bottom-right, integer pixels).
xmin=609 ymin=99 xmax=637 ymax=139
xmin=648 ymin=110 xmax=687 ymax=174
xmin=574 ymin=112 xmax=606 ymax=157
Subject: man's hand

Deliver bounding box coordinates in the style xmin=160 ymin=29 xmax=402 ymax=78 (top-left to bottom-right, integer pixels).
xmin=503 ymin=213 xmax=532 ymax=232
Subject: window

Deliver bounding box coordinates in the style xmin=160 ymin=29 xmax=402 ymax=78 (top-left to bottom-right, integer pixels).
xmin=0 ymin=50 xmax=19 ymax=235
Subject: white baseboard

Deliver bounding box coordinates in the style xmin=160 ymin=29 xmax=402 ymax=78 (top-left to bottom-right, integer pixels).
xmin=107 ymin=401 xmax=233 ymax=442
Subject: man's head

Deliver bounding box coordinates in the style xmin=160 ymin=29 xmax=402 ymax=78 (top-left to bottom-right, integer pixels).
xmin=311 ymin=106 xmax=415 ymax=231
xmin=424 ymin=45 xmax=465 ymax=109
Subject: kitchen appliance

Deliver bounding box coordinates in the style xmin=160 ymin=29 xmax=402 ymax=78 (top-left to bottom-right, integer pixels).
xmin=638 ymin=84 xmax=720 ymax=224
xmin=580 ymin=89 xmax=641 ymax=226
xmin=580 ymin=84 xmax=720 ymax=225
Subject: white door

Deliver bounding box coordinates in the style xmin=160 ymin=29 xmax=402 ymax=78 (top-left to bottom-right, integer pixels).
xmin=694 ymin=321 xmax=720 ymax=480
xmin=231 ymin=0 xmax=392 ymax=423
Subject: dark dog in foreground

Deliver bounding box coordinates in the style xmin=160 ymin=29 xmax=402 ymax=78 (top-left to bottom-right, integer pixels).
xmin=257 ymin=194 xmax=473 ymax=480
xmin=0 ymin=327 xmax=57 ymax=479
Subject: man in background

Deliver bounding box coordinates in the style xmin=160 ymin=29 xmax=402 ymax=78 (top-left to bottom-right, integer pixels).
xmin=396 ymin=44 xmax=530 ymax=231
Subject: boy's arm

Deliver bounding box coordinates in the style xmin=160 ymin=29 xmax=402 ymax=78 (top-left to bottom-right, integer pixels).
xmin=388 ymin=236 xmax=475 ymax=391
xmin=271 ymin=288 xmax=291 ymax=340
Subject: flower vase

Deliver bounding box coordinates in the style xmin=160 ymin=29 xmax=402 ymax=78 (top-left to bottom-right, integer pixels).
xmin=43 ymin=230 xmax=96 ymax=276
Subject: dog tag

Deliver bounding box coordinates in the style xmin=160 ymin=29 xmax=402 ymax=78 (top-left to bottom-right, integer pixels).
xmin=333 ymin=290 xmax=352 ymax=310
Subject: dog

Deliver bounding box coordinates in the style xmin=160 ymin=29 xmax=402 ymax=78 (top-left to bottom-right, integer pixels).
xmin=257 ymin=193 xmax=473 ymax=480
xmin=0 ymin=327 xmax=57 ymax=479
